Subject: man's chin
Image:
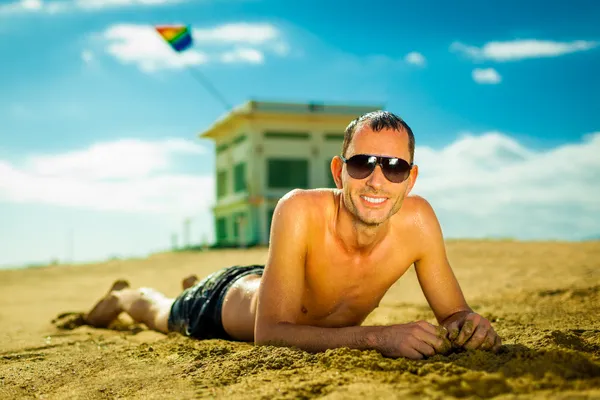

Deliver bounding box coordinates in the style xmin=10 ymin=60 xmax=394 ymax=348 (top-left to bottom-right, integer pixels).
xmin=356 ymin=212 xmax=388 ymax=226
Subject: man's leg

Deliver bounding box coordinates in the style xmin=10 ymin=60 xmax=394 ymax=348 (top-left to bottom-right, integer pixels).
xmin=84 ymin=278 xmax=196 ymax=334
xmin=84 ymin=271 xmax=262 ymax=341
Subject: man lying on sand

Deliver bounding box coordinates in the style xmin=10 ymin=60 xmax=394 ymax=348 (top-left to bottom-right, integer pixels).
xmin=85 ymin=110 xmax=502 ymax=359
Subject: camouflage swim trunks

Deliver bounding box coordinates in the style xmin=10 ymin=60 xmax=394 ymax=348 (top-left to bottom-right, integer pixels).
xmin=167 ymin=264 xmax=265 ymax=341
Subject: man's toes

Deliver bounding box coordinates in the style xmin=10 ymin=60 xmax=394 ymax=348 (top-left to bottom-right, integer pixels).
xmin=110 ymin=280 xmax=130 ymax=292
xmin=182 ymin=275 xmax=199 ymax=290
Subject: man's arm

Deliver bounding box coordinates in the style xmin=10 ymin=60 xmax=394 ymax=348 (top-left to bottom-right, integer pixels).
xmin=412 ymin=197 xmax=472 ymax=323
xmin=254 ymin=191 xmax=449 ymax=359
xmin=412 ymin=197 xmax=501 ymax=352
xmin=254 ymin=190 xmax=378 ymax=352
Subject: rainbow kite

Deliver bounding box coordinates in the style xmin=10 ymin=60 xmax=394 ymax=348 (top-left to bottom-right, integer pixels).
xmin=155 ymin=25 xmax=193 ymax=52
xmin=153 ymin=24 xmax=231 ymax=111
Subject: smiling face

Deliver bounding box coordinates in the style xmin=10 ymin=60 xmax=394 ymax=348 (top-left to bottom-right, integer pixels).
xmin=337 ymin=124 xmax=418 ymax=226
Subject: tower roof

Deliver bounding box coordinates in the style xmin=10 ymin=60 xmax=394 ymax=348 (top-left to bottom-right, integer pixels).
xmin=197 ymin=100 xmax=384 ymax=140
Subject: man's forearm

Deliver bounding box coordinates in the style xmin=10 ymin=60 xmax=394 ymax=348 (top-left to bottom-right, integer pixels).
xmin=255 ymin=322 xmax=383 ymax=353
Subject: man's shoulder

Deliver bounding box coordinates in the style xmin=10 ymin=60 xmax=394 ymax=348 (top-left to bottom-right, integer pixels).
xmin=403 ymin=194 xmax=436 ymax=216
xmin=399 ymin=195 xmax=441 ymax=233
xmin=271 ymin=188 xmax=336 ymax=238
xmin=278 ymin=188 xmax=337 ymax=209
xmin=402 ymin=195 xmax=445 ymax=246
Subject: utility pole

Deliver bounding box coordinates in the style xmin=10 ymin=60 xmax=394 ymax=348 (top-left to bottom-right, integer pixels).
xmin=171 ymin=233 xmax=178 ymax=251
xmin=183 ymin=217 xmax=191 ymax=249
xmin=66 ymin=229 xmax=74 ymax=264
xmin=238 ymin=215 xmax=247 ymax=249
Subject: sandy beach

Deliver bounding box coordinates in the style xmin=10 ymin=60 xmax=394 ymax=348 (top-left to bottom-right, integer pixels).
xmin=1 ymin=240 xmax=599 ymax=399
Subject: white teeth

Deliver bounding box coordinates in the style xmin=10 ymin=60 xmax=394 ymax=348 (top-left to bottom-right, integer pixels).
xmin=362 ymin=196 xmax=386 ymax=204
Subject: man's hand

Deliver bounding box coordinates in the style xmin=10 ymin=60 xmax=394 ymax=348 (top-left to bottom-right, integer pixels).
xmin=442 ymin=311 xmax=501 ymax=352
xmin=376 ymin=321 xmax=453 ymax=359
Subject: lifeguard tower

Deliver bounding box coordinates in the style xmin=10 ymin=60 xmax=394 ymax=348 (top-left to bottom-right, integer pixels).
xmin=198 ymin=100 xmax=384 ymax=247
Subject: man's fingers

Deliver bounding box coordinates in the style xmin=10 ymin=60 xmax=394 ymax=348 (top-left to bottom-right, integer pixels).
xmin=436 ymin=326 xmax=452 ymax=353
xmin=463 ymin=324 xmax=489 ymax=350
xmin=403 ymin=348 xmax=425 ymax=360
xmin=436 ymin=336 xmax=453 ymax=355
xmin=420 ymin=330 xmax=452 ymax=355
xmin=437 ymin=325 xmax=449 ymax=339
xmin=454 ymin=314 xmax=480 ymax=346
xmin=416 ymin=320 xmax=439 ymax=335
xmin=415 ymin=321 xmax=451 ymax=343
xmin=427 ymin=323 xmax=449 ymax=341
xmin=491 ymin=333 xmax=503 ymax=353
xmin=413 ymin=340 xmax=436 ymax=358
xmin=445 ymin=321 xmax=461 ymax=341
xmin=479 ymin=330 xmax=497 ymax=351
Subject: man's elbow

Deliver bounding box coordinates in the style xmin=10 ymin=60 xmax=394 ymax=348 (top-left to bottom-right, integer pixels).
xmin=254 ymin=322 xmax=276 ymax=346
xmin=254 ymin=331 xmax=271 ymax=346
xmin=254 ymin=321 xmax=291 ymax=346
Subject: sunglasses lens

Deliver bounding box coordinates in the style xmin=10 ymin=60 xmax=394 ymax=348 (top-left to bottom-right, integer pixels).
xmin=346 ymin=155 xmax=375 ymax=179
xmin=382 ymin=158 xmax=411 ymax=183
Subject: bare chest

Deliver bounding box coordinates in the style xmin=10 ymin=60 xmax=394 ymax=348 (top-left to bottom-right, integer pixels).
xmin=297 ymin=240 xmax=414 ymax=327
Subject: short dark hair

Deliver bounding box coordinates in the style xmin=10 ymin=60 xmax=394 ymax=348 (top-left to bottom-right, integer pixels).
xmin=342 ymin=110 xmax=415 ymax=162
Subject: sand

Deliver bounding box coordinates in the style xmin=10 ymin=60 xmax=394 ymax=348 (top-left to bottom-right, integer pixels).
xmin=1 ymin=240 xmax=599 ymax=399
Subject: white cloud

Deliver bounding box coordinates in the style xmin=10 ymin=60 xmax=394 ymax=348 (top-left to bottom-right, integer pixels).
xmin=0 ymin=0 xmax=182 ymax=14
xmin=411 ymin=131 xmax=600 ymax=240
xmin=101 ymin=23 xmax=287 ymax=71
xmin=75 ymin=0 xmax=183 ymax=9
xmin=20 ymin=0 xmax=43 ymax=10
xmin=472 ymin=67 xmax=501 ymax=84
xmin=27 ymin=138 xmax=205 ymax=179
xmin=0 ymin=0 xmax=65 ymax=14
xmin=404 ymin=51 xmax=426 ymax=66
xmin=0 ymin=138 xmax=214 ymax=215
xmin=193 ymin=23 xmax=279 ymax=45
xmin=451 ymin=39 xmax=598 ymax=62
xmin=220 ymin=48 xmax=264 ymax=64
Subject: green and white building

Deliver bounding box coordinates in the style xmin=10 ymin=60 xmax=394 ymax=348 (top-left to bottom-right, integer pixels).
xmin=198 ymin=100 xmax=384 ymax=247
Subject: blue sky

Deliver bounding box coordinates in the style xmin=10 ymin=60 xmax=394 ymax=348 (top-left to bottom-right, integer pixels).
xmin=0 ymin=0 xmax=599 ymax=268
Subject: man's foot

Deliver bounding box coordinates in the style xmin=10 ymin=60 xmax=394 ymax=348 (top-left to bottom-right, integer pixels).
xmin=182 ymin=274 xmax=199 ymax=290
xmin=52 ymin=312 xmax=87 ymax=330
xmin=84 ymin=280 xmax=130 ymax=328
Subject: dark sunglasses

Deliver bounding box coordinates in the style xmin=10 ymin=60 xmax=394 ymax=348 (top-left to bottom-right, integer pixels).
xmin=340 ymin=154 xmax=413 ymax=183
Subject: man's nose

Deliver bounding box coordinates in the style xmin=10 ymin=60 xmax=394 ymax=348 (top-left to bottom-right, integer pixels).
xmin=366 ymin=165 xmax=386 ymax=189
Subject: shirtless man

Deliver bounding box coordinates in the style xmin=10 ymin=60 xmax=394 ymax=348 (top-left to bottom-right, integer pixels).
xmin=84 ymin=110 xmax=502 ymax=359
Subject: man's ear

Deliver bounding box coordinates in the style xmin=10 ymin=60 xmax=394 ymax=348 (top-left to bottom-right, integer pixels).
xmin=330 ymin=156 xmax=344 ymax=189
xmin=405 ymin=164 xmax=418 ymax=195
